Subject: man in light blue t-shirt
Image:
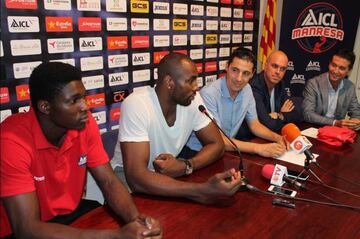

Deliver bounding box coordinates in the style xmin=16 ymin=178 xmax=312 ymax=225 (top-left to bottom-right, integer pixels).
xmin=187 ymin=47 xmax=287 ymax=158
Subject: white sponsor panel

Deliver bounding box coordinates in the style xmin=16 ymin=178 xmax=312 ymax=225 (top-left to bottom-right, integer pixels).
xmin=106 ymin=0 xmax=126 ymax=12
xmin=205 ymin=48 xmax=217 ymax=59
xmin=190 ymin=5 xmax=204 ymax=16
xmin=220 ymin=7 xmax=232 ymax=17
xmin=82 ymin=75 xmax=104 ymax=90
xmin=206 ymin=20 xmax=218 ymax=30
xmin=79 ymin=37 xmax=102 ymax=51
xmin=207 ymin=0 xmax=218 ymax=2
xmin=133 ymin=69 xmax=150 ymax=83
xmin=190 ymin=49 xmax=203 ymax=60
xmin=50 ymin=58 xmax=75 ymax=66
xmin=11 ymin=39 xmax=41 ymax=56
xmin=153 ymin=68 xmax=158 ymax=80
xmin=108 ymin=72 xmax=129 ymax=86
xmin=44 ymin=0 xmax=72 ymax=10
xmin=111 ymin=125 xmax=120 ymax=130
xmin=219 ymin=60 xmax=227 ymax=70
xmin=243 ymin=33 xmax=253 ymax=43
xmin=234 ymin=8 xmax=243 ymax=18
xmin=173 ymin=3 xmax=188 ymax=15
xmin=153 ymin=1 xmax=169 ymax=14
xmin=77 ymin=0 xmax=100 ymax=11
xmin=131 ymin=18 xmax=149 ymax=31
xmin=13 ymin=61 xmax=42 ymax=79
xmin=220 ymin=21 xmax=231 ymax=31
xmin=206 ymin=6 xmax=218 ymax=17
xmin=153 ymin=19 xmax=170 ymax=31
xmin=190 ymin=20 xmax=204 ymax=31
xmin=154 ymin=35 xmax=170 ymax=47
xmin=232 ymin=34 xmax=243 ymax=44
xmin=133 ymin=86 xmax=150 ymax=92
xmin=0 ymin=41 xmax=3 ymax=57
xmin=244 ymin=21 xmax=254 ymax=31
xmin=92 ymin=111 xmax=106 ymax=125
xmin=219 ymin=47 xmax=230 ymax=57
xmin=8 ymin=16 xmax=40 ymax=33
xmin=18 ymin=106 xmax=30 ymax=113
xmin=233 ymin=21 xmax=243 ymax=31
xmin=190 ymin=35 xmax=203 ymax=45
xmin=205 ymin=75 xmax=217 ymax=85
xmin=80 ymin=56 xmax=103 ymax=71
xmin=107 ymin=18 xmax=127 ymax=31
xmin=132 ymin=52 xmax=150 ymax=66
xmin=196 ymin=77 xmax=203 ymax=88
xmin=1 ymin=110 xmax=12 ymax=123
xmin=219 ymin=34 xmax=231 ymax=44
xmin=173 ymin=35 xmax=187 ymax=46
xmin=47 ymin=38 xmax=74 ymax=54
xmin=108 ymin=54 xmax=128 ymax=68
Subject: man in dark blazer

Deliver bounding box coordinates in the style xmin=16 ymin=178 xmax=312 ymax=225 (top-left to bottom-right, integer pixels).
xmin=303 ymin=49 xmax=360 ymax=130
xmin=250 ymin=50 xmax=303 ymax=132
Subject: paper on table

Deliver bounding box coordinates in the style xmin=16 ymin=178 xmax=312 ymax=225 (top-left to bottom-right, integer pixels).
xmin=275 ymin=149 xmax=319 ymax=166
xmin=301 ymin=127 xmax=319 ymax=139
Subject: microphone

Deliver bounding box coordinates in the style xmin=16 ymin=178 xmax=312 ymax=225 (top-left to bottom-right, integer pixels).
xmin=281 ymin=123 xmax=315 ymax=164
xmin=262 ymin=164 xmax=306 ymax=190
xmin=198 ymin=105 xmax=249 ymax=191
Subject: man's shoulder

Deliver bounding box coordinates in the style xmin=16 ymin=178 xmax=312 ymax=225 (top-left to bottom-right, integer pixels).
xmin=200 ymin=78 xmax=222 ymax=96
xmin=309 ymin=72 xmax=327 ymax=83
xmin=1 ymin=112 xmax=34 ymax=146
xmin=123 ymin=87 xmax=152 ymax=105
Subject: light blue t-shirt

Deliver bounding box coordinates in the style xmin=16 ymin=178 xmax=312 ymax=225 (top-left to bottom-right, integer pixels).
xmin=186 ymin=76 xmax=258 ymax=151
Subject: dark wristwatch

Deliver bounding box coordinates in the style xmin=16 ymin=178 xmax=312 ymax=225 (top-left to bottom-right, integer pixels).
xmin=184 ymin=159 xmax=193 ymax=175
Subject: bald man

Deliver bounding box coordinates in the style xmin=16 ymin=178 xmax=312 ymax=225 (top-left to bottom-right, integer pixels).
xmin=250 ymin=50 xmax=303 ymax=132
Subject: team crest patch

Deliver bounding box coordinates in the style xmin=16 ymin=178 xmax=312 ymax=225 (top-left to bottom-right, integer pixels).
xmin=78 ymin=155 xmax=87 ymax=167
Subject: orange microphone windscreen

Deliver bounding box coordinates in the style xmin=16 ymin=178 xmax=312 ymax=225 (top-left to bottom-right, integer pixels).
xmin=281 ymin=123 xmax=301 ymax=143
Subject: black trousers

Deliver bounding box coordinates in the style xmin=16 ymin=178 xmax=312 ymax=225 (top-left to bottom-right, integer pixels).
xmin=5 ymin=199 xmax=101 ymax=239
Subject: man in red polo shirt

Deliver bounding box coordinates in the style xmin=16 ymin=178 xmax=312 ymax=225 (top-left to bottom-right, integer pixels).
xmin=0 ymin=62 xmax=161 ymax=238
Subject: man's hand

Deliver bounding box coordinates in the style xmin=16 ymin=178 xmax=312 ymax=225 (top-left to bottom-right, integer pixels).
xmin=118 ymin=214 xmax=162 ymax=239
xmin=280 ymin=99 xmax=295 ymax=113
xmin=153 ymin=154 xmax=185 ymax=177
xmin=253 ymin=142 xmax=286 ymax=158
xmin=336 ymin=118 xmax=360 ymax=131
xmin=268 ymin=112 xmax=278 ymax=119
xmin=193 ymin=169 xmax=241 ymax=204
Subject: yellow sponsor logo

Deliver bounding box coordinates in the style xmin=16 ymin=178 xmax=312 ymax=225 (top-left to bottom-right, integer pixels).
xmin=206 ymin=34 xmax=218 ymax=44
xmin=173 ymin=19 xmax=187 ymax=30
xmin=130 ymin=0 xmax=149 ymax=13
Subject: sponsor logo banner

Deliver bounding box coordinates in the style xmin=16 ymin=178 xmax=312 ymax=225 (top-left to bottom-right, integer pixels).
xmin=85 ymin=93 xmax=106 ymax=108
xmin=92 ymin=111 xmax=106 ymax=125
xmin=132 ymin=52 xmax=150 ymax=66
xmin=245 ymin=10 xmax=254 ymax=18
xmin=206 ymin=20 xmax=218 ymax=30
xmin=219 ymin=34 xmax=231 ymax=44
xmin=8 ymin=16 xmax=40 ymax=33
xmin=11 ymin=39 xmax=41 ymax=56
xmin=220 ymin=21 xmax=231 ymax=31
xmin=153 ymin=19 xmax=170 ymax=31
xmin=234 ymin=8 xmax=244 ymax=18
xmin=106 ymin=0 xmax=126 ymax=12
xmin=233 ymin=21 xmax=243 ymax=31
xmin=0 ymin=41 xmax=3 ymax=57
xmin=173 ymin=3 xmax=188 ymax=15
xmin=219 ymin=60 xmax=227 ymax=70
xmin=234 ymin=0 xmax=244 ymax=5
xmin=111 ymin=90 xmax=128 ymax=103
xmin=244 ymin=21 xmax=254 ymax=31
xmin=197 ymin=77 xmax=203 ymax=87
xmin=220 ymin=7 xmax=232 ymax=17
xmin=80 ymin=56 xmax=103 ymax=71
xmin=243 ymin=33 xmax=253 ymax=43
xmin=131 ymin=18 xmax=150 ymax=31
xmin=82 ymin=75 xmax=104 ymax=90
xmin=153 ymin=1 xmax=169 ymax=14
xmin=290 ymin=74 xmax=306 ymax=85
xmin=109 ymin=72 xmax=129 ymax=86
xmin=195 ymin=63 xmax=203 ymax=73
xmin=110 ymin=108 xmax=121 ymax=121
xmin=78 ymin=17 xmax=101 ymax=31
xmin=79 ymin=37 xmax=102 ymax=51
xmin=107 ymin=36 xmax=128 ymax=50
xmin=190 ymin=35 xmax=203 ymax=45
xmin=173 ymin=35 xmax=187 ymax=46
xmin=131 ymin=36 xmax=150 ymax=48
xmin=191 ymin=5 xmax=204 ymax=16
xmin=207 ymin=6 xmax=218 ymax=16
xmin=0 ymin=110 xmax=12 ymax=123
xmin=46 ymin=16 xmax=73 ymax=32
xmin=44 ymin=0 xmax=71 ymax=10
xmin=232 ymin=34 xmax=243 ymax=43
xmin=154 ymin=35 xmax=170 ymax=47
xmin=306 ymin=61 xmax=321 ymax=71
xmin=206 ymin=34 xmax=218 ymax=45
xmin=190 ymin=49 xmax=203 ymax=60
xmin=173 ymin=19 xmax=187 ymax=30
xmin=133 ymin=69 xmax=150 ymax=83
xmin=221 ymin=0 xmax=231 ymax=4
xmin=15 ymin=84 xmax=30 ymax=101
xmin=107 ymin=18 xmax=127 ymax=31
xmin=130 ymin=0 xmax=149 ymax=13
xmin=13 ymin=61 xmax=42 ymax=79
xmin=205 ymin=75 xmax=217 ymax=85
xmin=108 ymin=54 xmax=129 ymax=68
xmin=47 ymin=38 xmax=74 ymax=53
xmin=190 ymin=20 xmax=204 ymax=31
xmin=5 ymin=0 xmax=37 ymax=9
xmin=0 ymin=87 xmax=10 ymax=104
xmin=173 ymin=49 xmax=187 ymax=55
xmin=219 ymin=47 xmax=230 ymax=57
xmin=205 ymin=48 xmax=217 ymax=58
xmin=205 ymin=61 xmax=217 ymax=72
xmin=77 ymin=0 xmax=101 ymax=11
xmin=154 ymin=51 xmax=170 ymax=64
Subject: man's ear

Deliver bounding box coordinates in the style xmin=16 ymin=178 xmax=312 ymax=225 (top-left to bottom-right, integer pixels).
xmin=37 ymin=100 xmax=50 ymax=114
xmin=165 ymin=74 xmax=175 ymax=90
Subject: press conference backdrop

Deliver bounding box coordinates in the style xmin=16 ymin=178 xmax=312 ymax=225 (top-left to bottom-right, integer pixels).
xmin=278 ymin=0 xmax=359 ymax=97
xmin=0 ymin=0 xmax=259 ymax=132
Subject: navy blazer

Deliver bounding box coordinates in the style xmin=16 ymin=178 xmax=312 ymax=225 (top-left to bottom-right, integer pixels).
xmin=250 ymin=72 xmax=303 ymax=132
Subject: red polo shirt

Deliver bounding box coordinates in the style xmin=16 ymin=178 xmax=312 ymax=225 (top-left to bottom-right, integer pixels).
xmin=0 ymin=108 xmax=109 ymax=237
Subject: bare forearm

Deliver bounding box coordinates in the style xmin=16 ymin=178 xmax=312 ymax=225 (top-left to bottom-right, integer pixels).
xmin=191 ymin=142 xmax=224 ymax=170
xmin=223 ymin=136 xmax=256 ymax=154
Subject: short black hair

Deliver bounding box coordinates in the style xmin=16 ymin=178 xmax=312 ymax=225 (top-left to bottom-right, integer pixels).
xmin=29 ymin=62 xmax=81 ymax=111
xmin=332 ymin=49 xmax=356 ymax=70
xmin=228 ymin=47 xmax=256 ymax=71
xmin=158 ymin=52 xmax=194 ymax=81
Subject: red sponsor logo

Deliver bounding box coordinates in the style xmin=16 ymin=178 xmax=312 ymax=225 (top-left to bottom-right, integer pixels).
xmin=220 ymin=0 xmax=231 ymax=4
xmin=294 ymin=140 xmax=303 ymax=151
xmin=196 ymin=63 xmax=203 ymax=74
xmin=107 ymin=36 xmax=128 ymax=50
xmin=110 ymin=108 xmax=121 ymax=121
xmin=46 ymin=17 xmax=73 ymax=32
xmin=85 ymin=93 xmax=105 ymax=108
xmin=0 ymin=87 xmax=10 ymax=104
xmin=173 ymin=49 xmax=187 ymax=55
xmin=131 ymin=36 xmax=150 ymax=49
xmin=244 ymin=10 xmax=254 ymax=19
xmin=153 ymin=51 xmax=170 ymax=64
xmin=113 ymin=91 xmax=126 ymax=103
xmin=5 ymin=0 xmax=37 ymax=9
xmin=78 ymin=17 xmax=102 ymax=32
xmin=233 ymin=0 xmax=244 ymax=5
xmin=16 ymin=84 xmax=30 ymax=101
xmin=205 ymin=61 xmax=217 ymax=72
xmin=218 ymin=73 xmax=226 ymax=78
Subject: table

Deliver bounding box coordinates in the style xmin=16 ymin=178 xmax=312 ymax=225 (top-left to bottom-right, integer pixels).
xmin=71 ymin=133 xmax=360 ymax=238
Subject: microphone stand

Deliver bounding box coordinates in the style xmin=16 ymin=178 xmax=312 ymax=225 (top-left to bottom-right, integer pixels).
xmin=199 ymin=106 xmax=249 ymax=191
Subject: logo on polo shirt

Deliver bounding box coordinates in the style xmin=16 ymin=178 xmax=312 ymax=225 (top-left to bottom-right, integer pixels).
xmin=33 ymin=176 xmax=45 ymax=182
xmin=78 ymin=155 xmax=87 ymax=167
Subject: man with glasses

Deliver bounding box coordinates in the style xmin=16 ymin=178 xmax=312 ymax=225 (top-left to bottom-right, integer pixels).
xmin=303 ymin=49 xmax=360 ymax=130
xmin=250 ymin=50 xmax=303 ymax=132
xmin=186 ymin=47 xmax=287 ymax=158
